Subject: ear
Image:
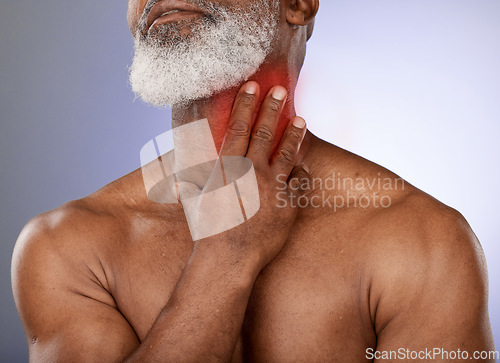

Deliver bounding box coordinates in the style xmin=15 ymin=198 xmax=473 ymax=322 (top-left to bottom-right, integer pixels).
xmin=286 ymin=0 xmax=319 ymax=27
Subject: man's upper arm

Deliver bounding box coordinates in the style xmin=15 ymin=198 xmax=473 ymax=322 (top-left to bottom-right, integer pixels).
xmin=371 ymin=202 xmax=495 ymax=361
xmin=12 ymin=210 xmax=140 ymax=362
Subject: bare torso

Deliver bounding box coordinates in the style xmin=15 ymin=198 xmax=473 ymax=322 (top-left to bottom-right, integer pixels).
xmin=64 ymin=136 xmax=420 ymax=361
xmin=106 ymin=205 xmax=376 ymax=361
xmin=14 ymin=134 xmax=493 ymax=362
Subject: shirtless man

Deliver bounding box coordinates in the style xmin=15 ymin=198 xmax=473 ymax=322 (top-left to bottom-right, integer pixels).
xmin=12 ymin=0 xmax=495 ymax=361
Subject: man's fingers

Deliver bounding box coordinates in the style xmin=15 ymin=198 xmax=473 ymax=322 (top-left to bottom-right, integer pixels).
xmin=220 ymin=82 xmax=259 ymax=157
xmin=271 ymin=117 xmax=306 ymax=177
xmin=247 ymin=86 xmax=287 ymax=164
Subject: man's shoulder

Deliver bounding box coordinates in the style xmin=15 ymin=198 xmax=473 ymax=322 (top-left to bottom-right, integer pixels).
xmin=12 ymin=170 xmax=140 ymax=270
xmin=11 ymin=200 xmax=114 ymax=317
xmin=12 ymin=199 xmax=115 ymax=275
xmin=12 ymin=167 xmax=184 ymax=271
xmin=314 ymin=138 xmax=476 ymax=247
xmin=315 ymin=144 xmax=490 ymax=336
xmin=367 ymin=188 xmax=479 ymax=256
xmin=312 ymin=139 xmax=484 ymax=283
xmin=11 ymin=192 xmax=141 ymax=358
xmin=366 ymin=189 xmax=489 ymax=342
xmin=345 ymin=153 xmax=480 ymax=262
xmin=358 ymin=162 xmax=479 ymax=267
xmin=21 ymin=197 xmax=112 ymax=235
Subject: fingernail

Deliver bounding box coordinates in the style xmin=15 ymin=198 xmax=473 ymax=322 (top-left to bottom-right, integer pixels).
xmin=293 ymin=117 xmax=306 ymax=129
xmin=272 ymin=87 xmax=287 ymax=101
xmin=245 ymin=82 xmax=257 ymax=95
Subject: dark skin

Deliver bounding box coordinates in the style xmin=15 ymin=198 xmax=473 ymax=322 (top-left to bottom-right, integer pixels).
xmin=12 ymin=0 xmax=495 ymax=361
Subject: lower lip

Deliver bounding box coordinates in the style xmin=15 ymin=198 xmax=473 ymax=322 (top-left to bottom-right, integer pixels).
xmin=151 ymin=11 xmax=204 ymax=27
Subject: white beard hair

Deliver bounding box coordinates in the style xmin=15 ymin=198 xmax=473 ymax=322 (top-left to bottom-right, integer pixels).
xmin=129 ymin=1 xmax=279 ymax=107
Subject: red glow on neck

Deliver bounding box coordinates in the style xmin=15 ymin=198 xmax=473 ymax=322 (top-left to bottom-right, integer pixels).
xmin=207 ymin=67 xmax=297 ymax=155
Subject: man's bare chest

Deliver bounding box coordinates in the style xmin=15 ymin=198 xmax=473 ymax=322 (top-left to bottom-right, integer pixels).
xmin=109 ymin=213 xmax=376 ymax=360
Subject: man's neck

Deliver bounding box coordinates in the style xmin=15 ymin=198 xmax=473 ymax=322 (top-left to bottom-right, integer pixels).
xmin=171 ymin=62 xmax=299 ymax=154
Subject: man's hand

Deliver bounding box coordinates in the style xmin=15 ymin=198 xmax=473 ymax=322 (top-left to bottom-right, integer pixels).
xmin=127 ymin=82 xmax=309 ymax=361
xmin=188 ymin=81 xmax=308 ymax=271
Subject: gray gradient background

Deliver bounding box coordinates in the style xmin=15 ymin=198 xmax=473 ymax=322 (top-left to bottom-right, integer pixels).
xmin=1 ymin=0 xmax=498 ymax=360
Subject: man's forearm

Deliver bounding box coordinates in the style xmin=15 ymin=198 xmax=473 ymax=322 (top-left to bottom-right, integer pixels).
xmin=123 ymin=82 xmax=306 ymax=362
xmin=124 ymin=242 xmax=259 ymax=362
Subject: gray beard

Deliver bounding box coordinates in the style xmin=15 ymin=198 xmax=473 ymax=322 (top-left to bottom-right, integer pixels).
xmin=129 ymin=0 xmax=279 ymax=107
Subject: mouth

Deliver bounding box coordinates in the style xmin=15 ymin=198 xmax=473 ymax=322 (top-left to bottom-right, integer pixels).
xmin=146 ymin=0 xmax=207 ymax=32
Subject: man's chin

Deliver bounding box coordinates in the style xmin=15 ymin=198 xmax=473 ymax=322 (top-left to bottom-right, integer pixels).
xmin=130 ymin=0 xmax=277 ymax=108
